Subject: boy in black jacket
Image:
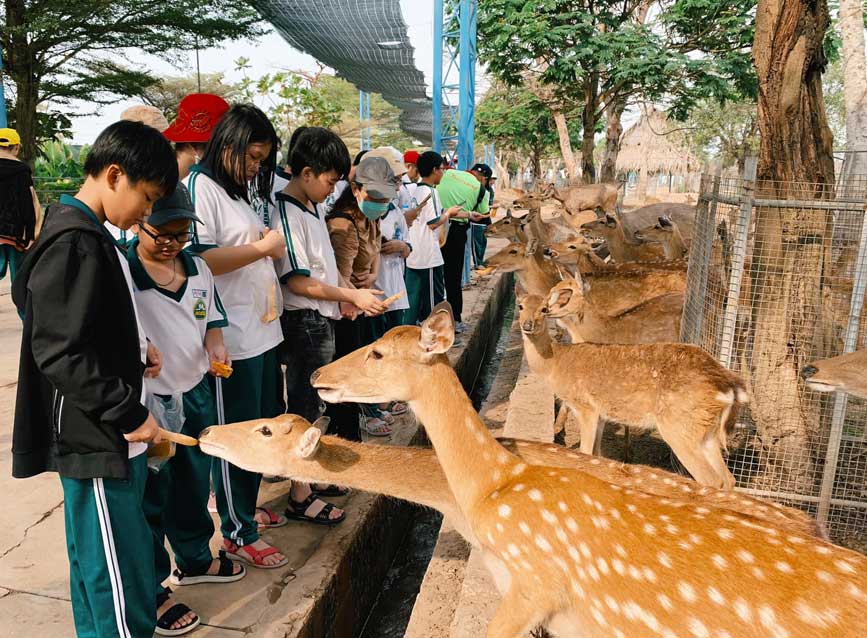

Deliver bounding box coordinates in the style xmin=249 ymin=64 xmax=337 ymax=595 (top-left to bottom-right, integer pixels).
xmin=12 ymin=120 xmax=178 ymax=638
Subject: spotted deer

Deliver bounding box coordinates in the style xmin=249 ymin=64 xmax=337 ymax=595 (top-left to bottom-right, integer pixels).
xmin=633 ymin=217 xmax=689 ymax=260
xmin=197 ymin=416 xmax=820 ymax=548
xmin=517 ymin=292 xmax=741 ymax=490
xmin=485 ymin=243 xmax=562 ymax=297
xmin=801 ymin=348 xmax=867 ymax=399
xmin=309 ymin=304 xmax=866 ymax=638
xmin=539 ymin=181 xmax=620 ymax=219
xmin=581 ymin=214 xmax=666 ymax=262
xmin=545 ymin=272 xmax=683 ymax=343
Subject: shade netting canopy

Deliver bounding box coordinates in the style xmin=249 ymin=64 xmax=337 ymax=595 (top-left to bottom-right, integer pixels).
xmin=252 ymin=0 xmax=434 ymax=143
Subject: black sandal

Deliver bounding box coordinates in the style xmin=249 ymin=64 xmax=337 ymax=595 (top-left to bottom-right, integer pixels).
xmin=170 ymin=550 xmax=246 ymax=587
xmin=155 ymin=591 xmax=200 ymax=637
xmin=285 ymin=493 xmax=346 ymax=526
xmin=312 ymin=484 xmax=351 ymax=497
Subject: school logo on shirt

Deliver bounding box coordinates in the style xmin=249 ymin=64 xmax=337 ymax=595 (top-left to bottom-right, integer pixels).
xmin=193 ymin=298 xmax=207 ymax=320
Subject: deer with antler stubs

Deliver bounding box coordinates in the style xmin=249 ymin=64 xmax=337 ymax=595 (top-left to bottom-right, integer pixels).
xmin=633 ymin=216 xmax=689 ymax=260
xmin=581 ymin=214 xmax=665 ymax=262
xmin=545 ymin=272 xmax=683 ymax=344
xmin=309 ymin=304 xmax=867 ymax=638
xmin=517 ymin=291 xmax=741 ymax=489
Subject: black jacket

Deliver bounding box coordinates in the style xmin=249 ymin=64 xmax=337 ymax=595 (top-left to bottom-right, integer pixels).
xmin=0 ymin=158 xmax=36 ymax=247
xmin=12 ymin=197 xmax=148 ymax=480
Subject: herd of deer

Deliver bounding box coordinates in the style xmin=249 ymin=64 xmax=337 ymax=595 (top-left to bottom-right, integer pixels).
xmin=195 ymin=184 xmax=866 ymax=637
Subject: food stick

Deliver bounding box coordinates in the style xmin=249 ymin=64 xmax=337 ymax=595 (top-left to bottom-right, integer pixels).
xmin=159 ymin=429 xmax=198 ymax=447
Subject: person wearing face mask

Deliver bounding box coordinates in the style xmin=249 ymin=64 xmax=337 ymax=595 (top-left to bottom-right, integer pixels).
xmin=325 ymin=156 xmax=396 ymax=437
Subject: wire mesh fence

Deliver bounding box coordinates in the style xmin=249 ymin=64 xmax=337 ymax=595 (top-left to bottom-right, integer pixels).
xmin=33 ymin=177 xmax=83 ymax=205
xmin=681 ymin=158 xmax=867 ymax=552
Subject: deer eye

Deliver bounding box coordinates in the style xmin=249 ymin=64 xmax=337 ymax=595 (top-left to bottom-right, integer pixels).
xmin=259 ymin=426 xmax=272 ymax=437
xmin=569 ymin=245 xmax=577 ymax=249
xmin=509 ymin=249 xmax=518 ymax=254
xmin=518 ymin=304 xmax=524 ymax=310
xmin=370 ymin=349 xmax=384 ymax=360
xmin=541 ymin=307 xmax=549 ymax=314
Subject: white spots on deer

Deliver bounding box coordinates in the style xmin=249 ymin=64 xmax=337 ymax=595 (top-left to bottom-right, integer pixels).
xmin=816 ymin=569 xmax=834 ymax=584
xmin=535 ymin=535 xmax=553 ymax=553
xmin=578 ymin=542 xmax=592 ymax=559
xmin=492 ymin=470 xmax=502 ymax=482
xmin=474 ymin=430 xmax=487 ymax=445
xmin=571 ymin=580 xmax=586 ymax=600
xmin=775 ymin=561 xmax=793 ymax=574
xmin=643 ymin=523 xmax=656 ymax=535
xmin=835 ymin=559 xmax=857 ymax=575
xmin=707 ymin=586 xmax=725 ymax=606
xmin=665 ymin=523 xmax=679 ymax=535
xmin=591 ymin=515 xmax=611 ymax=530
xmin=553 ymin=556 xmax=570 ymax=573
xmin=787 ymin=535 xmax=806 ymax=545
xmin=677 ymin=581 xmax=697 ymax=603
xmin=588 ymin=564 xmax=602 ymax=581
xmin=567 ymin=545 xmax=581 ymax=563
xmin=557 ymin=501 xmax=568 ymax=512
xmin=555 ymin=527 xmax=568 ymax=543
xmin=612 ymin=558 xmax=625 ymax=575
xmin=688 ymin=533 xmax=703 ymax=545
xmin=512 ymin=483 xmax=525 ymax=492
xmin=497 ymin=504 xmax=511 ymax=519
xmin=486 ymin=532 xmax=495 ymax=545
xmin=847 ymin=583 xmax=866 ymax=602
xmin=736 ymin=549 xmax=755 ymax=564
xmin=528 ymin=489 xmax=543 ymax=502
xmin=642 ymin=567 xmax=657 ymax=583
xmin=687 ymin=617 xmax=710 ymax=638
xmin=495 ymin=523 xmax=504 ymax=533
xmin=628 ymin=565 xmax=644 ymax=581
xmin=507 ymin=543 xmax=521 ymax=557
xmin=716 ymin=528 xmax=734 ymax=540
xmin=614 ymin=544 xmax=628 ymax=558
xmin=496 ymin=451 xmax=509 ymax=465
xmin=657 ymin=593 xmax=674 ymax=612
xmin=657 ymin=551 xmax=673 ymax=569
xmin=519 ymin=521 xmax=531 ymax=537
xmin=734 ymin=597 xmax=752 ymax=622
xmin=793 ymin=600 xmax=841 ymax=629
xmin=559 ymin=476 xmax=570 ymax=483
xmin=511 ymin=463 xmax=527 ymax=476
xmin=566 ymin=517 xmax=579 ymax=533
xmin=751 ymin=566 xmax=766 ymax=581
xmin=541 ymin=509 xmax=557 ymax=525
xmin=711 ymin=553 xmax=728 ymax=569
xmin=590 ymin=607 xmax=607 ymax=628
xmin=758 ymin=604 xmax=791 ymax=638
xmin=596 ymin=557 xmax=610 ymax=576
xmin=815 ymin=545 xmax=832 ymax=555
xmin=604 ymin=595 xmax=620 ymax=613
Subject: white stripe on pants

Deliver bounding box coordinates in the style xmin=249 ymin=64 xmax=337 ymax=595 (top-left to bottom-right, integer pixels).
xmin=93 ymin=478 xmax=132 ymax=638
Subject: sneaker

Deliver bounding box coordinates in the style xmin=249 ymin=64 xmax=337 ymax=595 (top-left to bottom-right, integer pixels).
xmin=455 ymin=321 xmax=469 ymax=334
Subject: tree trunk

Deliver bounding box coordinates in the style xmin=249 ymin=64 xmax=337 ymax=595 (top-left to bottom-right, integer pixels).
xmin=600 ymin=97 xmax=626 ymax=183
xmin=551 ymin=108 xmax=579 ymax=183
xmin=4 ymin=0 xmax=39 ymax=164
xmin=495 ymin=152 xmax=511 ymax=190
xmin=749 ymin=0 xmax=835 ymax=493
xmin=581 ymin=72 xmax=600 ymax=184
xmin=840 ymin=0 xmax=867 ymax=174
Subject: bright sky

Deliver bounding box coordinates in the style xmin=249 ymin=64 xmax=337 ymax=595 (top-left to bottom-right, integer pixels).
xmin=68 ymin=0 xmax=437 ymax=145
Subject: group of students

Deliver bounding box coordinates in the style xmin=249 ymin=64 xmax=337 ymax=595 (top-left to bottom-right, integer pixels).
xmin=7 ymin=93 xmax=494 ymax=638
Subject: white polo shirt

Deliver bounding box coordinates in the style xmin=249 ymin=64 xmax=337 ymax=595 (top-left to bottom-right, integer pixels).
xmin=376 ymin=207 xmax=410 ymax=310
xmin=398 ymin=178 xmax=418 ymax=210
xmin=185 ymin=166 xmax=283 ymax=360
xmin=271 ymin=193 xmax=342 ymax=320
xmin=406 ymin=183 xmax=445 ymax=270
xmin=127 ymin=242 xmax=228 ymax=395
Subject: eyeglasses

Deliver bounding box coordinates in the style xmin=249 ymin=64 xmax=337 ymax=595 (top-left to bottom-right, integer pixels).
xmin=139 ymin=224 xmax=193 ymax=246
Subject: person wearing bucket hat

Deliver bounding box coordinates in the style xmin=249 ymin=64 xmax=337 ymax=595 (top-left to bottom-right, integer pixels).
xmin=163 ymin=94 xmax=231 ymax=181
xmin=127 ymin=185 xmax=243 ymax=635
xmin=0 ymin=127 xmax=42 ymax=284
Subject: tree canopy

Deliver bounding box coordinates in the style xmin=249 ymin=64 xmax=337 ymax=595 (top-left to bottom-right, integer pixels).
xmin=1 ymin=0 xmax=264 ymax=161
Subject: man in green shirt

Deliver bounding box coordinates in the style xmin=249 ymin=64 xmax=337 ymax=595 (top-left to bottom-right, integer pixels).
xmin=436 ymin=169 xmax=490 ymax=331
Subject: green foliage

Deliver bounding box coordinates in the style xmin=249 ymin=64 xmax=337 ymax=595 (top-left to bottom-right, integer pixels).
xmin=32 ymin=141 xmax=88 ymax=203
xmin=682 ymin=99 xmax=759 ymax=167
xmin=822 ymin=58 xmax=846 ymax=145
xmin=1 ymin=0 xmax=265 ymax=160
xmin=141 ymin=73 xmax=237 ymax=122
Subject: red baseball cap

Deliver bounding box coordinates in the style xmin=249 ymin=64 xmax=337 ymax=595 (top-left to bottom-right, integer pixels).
xmin=163 ymin=94 xmax=230 ymax=144
xmin=403 ymin=150 xmax=420 ymax=165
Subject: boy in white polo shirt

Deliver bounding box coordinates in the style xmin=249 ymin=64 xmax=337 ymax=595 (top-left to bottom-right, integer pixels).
xmin=405 ymin=151 xmax=460 ymax=326
xmin=272 ymin=127 xmax=387 ymax=524
xmin=128 ymin=186 xmax=245 ymax=634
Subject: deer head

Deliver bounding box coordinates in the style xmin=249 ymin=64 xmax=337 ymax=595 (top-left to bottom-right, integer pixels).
xmin=485 ymin=209 xmax=523 ymax=241
xmin=544 ymin=273 xmax=586 ymax=320
xmin=485 ymin=243 xmax=529 ymax=273
xmin=312 ymin=302 xmax=455 ymax=406
xmin=580 ymin=213 xmax=619 ymax=239
xmin=801 ymin=349 xmax=867 ymax=399
xmin=516 ymin=288 xmax=550 ymax=336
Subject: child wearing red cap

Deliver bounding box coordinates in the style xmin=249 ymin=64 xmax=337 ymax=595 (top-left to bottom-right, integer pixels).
xmin=163 ymin=94 xmax=231 ymax=180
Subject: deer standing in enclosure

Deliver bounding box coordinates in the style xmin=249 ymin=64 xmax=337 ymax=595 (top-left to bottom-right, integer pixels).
xmin=516 ymin=292 xmax=742 ymax=489
xmin=581 ymin=214 xmax=666 ymax=262
xmin=309 ymin=304 xmax=867 ymax=638
xmin=633 ymin=216 xmax=689 ymax=260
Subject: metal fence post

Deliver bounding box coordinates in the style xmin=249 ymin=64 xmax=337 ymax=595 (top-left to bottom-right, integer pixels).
xmin=681 ymin=163 xmax=722 ymax=344
xmin=718 ymin=158 xmax=757 ymax=368
xmin=816 ymin=202 xmax=867 ymax=528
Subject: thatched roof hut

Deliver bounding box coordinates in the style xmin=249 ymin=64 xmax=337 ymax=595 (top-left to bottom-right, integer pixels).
xmin=617 ymin=107 xmax=702 ymax=200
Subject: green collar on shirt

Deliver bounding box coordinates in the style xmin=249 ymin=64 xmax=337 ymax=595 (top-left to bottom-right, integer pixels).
xmin=276 ymin=191 xmax=319 ymax=219
xmin=126 ymin=237 xmax=198 ymax=302
xmin=58 ymin=194 xmax=126 ymax=242
xmin=187 ymin=163 xmax=215 ymax=179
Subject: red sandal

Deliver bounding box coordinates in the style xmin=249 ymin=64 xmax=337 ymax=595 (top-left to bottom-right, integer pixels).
xmin=223 ymin=538 xmax=288 ymax=569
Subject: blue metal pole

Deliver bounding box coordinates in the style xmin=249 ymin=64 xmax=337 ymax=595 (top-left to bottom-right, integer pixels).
xmin=432 ymin=0 xmax=444 ymax=154
xmin=0 ymin=48 xmax=7 ymax=128
xmin=457 ymin=0 xmax=476 ymax=170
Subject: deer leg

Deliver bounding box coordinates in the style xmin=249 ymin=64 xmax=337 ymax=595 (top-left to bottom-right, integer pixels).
xmin=573 ymin=405 xmax=602 ymax=455
xmin=623 ymin=426 xmax=633 ymax=463
xmin=486 ymin=586 xmax=546 ymax=638
xmin=553 ymin=401 xmax=568 ymax=436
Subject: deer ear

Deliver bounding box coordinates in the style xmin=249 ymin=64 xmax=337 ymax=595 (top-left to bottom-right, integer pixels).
xmin=605 ymin=214 xmax=617 ymax=226
xmin=295 ymin=427 xmax=322 ymax=459
xmin=311 ymin=416 xmax=330 ymax=434
xmin=659 ymin=216 xmax=672 ymax=228
xmin=420 ymin=302 xmax=455 ymax=354
xmin=547 ymin=287 xmax=574 ymax=313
